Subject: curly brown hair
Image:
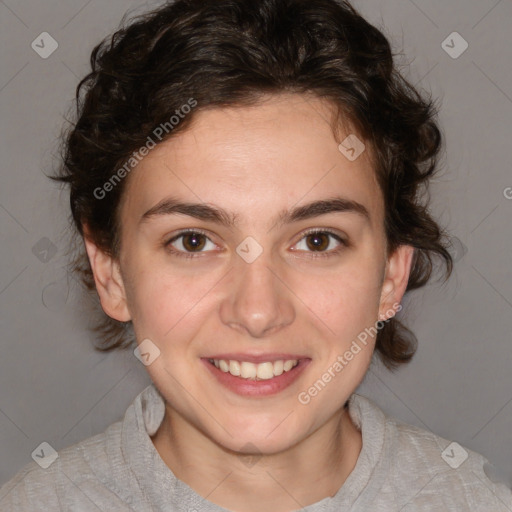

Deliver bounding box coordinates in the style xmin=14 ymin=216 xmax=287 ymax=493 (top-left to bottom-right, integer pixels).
xmin=51 ymin=0 xmax=453 ymax=369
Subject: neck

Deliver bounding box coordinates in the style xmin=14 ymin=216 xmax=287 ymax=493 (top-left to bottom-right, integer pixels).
xmin=151 ymin=402 xmax=362 ymax=512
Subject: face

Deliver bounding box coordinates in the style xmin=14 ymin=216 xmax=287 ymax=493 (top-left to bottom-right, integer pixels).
xmin=86 ymin=93 xmax=412 ymax=455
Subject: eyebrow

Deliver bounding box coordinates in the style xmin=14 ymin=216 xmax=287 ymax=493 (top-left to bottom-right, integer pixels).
xmin=140 ymin=195 xmax=371 ymax=229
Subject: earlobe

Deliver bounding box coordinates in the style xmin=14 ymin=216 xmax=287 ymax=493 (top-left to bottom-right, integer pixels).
xmin=83 ymin=230 xmax=131 ymax=323
xmin=378 ymin=245 xmax=414 ymax=320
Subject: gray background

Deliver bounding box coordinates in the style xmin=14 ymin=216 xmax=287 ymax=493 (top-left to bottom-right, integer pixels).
xmin=0 ymin=0 xmax=511 ymax=491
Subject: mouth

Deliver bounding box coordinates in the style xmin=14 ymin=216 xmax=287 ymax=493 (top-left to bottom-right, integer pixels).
xmin=202 ymin=355 xmax=311 ymax=397
xmin=208 ymin=357 xmax=301 ymax=380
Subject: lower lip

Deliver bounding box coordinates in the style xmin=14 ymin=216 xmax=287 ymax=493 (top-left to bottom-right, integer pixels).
xmin=202 ymin=358 xmax=311 ymax=397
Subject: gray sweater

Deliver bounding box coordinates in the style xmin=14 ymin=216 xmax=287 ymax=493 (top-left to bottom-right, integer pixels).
xmin=1 ymin=384 xmax=510 ymax=511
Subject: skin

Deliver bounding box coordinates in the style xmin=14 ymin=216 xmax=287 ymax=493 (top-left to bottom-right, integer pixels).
xmin=84 ymin=93 xmax=413 ymax=511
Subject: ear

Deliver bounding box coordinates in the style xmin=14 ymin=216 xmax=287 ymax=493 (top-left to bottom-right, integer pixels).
xmin=83 ymin=226 xmax=131 ymax=322
xmin=378 ymin=244 xmax=414 ymax=321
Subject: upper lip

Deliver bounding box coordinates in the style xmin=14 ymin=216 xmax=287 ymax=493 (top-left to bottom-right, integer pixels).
xmin=204 ymin=353 xmax=310 ymax=364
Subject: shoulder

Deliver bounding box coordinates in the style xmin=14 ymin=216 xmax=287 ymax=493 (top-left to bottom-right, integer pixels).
xmin=0 ymin=421 xmax=128 ymax=511
xmin=353 ymin=395 xmax=512 ymax=511
xmin=393 ymin=420 xmax=511 ymax=510
xmin=0 ymin=383 xmax=164 ymax=511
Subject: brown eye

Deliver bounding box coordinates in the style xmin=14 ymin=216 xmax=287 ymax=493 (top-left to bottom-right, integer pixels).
xmin=305 ymin=232 xmax=330 ymax=251
xmin=166 ymin=230 xmax=216 ymax=258
xmin=181 ymin=232 xmax=207 ymax=252
xmin=292 ymin=229 xmax=347 ymax=258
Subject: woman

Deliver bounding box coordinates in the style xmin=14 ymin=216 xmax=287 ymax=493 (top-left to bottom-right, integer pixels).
xmin=1 ymin=0 xmax=510 ymax=510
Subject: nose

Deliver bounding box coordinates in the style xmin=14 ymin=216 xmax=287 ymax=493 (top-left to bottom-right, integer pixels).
xmin=219 ymin=252 xmax=295 ymax=339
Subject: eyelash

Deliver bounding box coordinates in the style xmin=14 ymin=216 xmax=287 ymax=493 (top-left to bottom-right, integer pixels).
xmin=164 ymin=228 xmax=348 ymax=260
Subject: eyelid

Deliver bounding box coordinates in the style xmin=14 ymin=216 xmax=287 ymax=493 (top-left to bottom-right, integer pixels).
xmin=290 ymin=228 xmax=348 ymax=258
xmin=165 ymin=228 xmax=218 ymax=257
xmin=167 ymin=227 xmax=212 ymax=240
xmin=165 ymin=227 xmax=348 ymax=259
xmin=297 ymin=227 xmax=347 ymax=243
xmin=165 ymin=228 xmax=215 ymax=248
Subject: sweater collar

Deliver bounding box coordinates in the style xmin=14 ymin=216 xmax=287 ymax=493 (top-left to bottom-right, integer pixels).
xmin=122 ymin=383 xmax=389 ymax=511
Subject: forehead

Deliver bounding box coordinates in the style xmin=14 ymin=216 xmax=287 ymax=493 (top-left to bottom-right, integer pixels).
xmin=119 ymin=93 xmax=383 ymax=229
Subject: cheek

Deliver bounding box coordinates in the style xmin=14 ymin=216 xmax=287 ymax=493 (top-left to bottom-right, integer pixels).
xmin=296 ymin=260 xmax=383 ymax=333
xmin=124 ymin=240 xmax=384 ymax=345
xmin=124 ymin=262 xmax=219 ymax=342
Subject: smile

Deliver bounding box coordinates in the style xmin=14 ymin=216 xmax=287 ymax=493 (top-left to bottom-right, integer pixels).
xmin=209 ymin=358 xmax=300 ymax=380
xmin=202 ymin=356 xmax=311 ymax=397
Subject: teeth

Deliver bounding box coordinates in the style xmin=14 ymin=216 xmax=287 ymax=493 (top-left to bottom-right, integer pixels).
xmin=256 ymin=362 xmax=274 ymax=380
xmin=229 ymin=360 xmax=241 ymax=376
xmin=210 ymin=358 xmax=299 ymax=380
xmin=283 ymin=360 xmax=295 ymax=371
xmin=241 ymin=361 xmax=257 ymax=379
xmin=273 ymin=360 xmax=284 ymax=376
